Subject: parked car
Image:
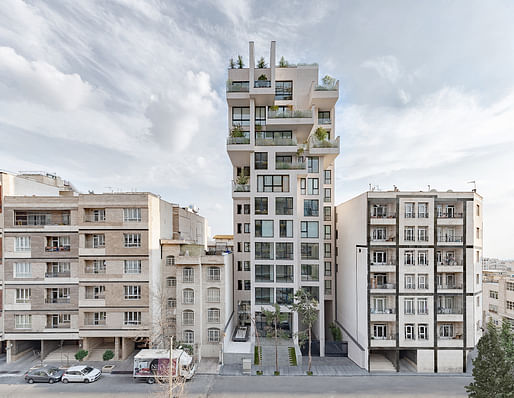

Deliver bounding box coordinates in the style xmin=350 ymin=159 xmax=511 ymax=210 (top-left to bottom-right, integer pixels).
xmin=25 ymin=366 xmax=64 ymax=384
xmin=62 ymin=365 xmax=101 ymax=383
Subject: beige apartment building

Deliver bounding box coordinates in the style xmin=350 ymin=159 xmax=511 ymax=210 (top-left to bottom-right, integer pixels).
xmin=335 ymin=190 xmax=483 ymax=373
xmin=226 ymin=41 xmax=339 ymax=356
xmin=483 ymin=269 xmax=514 ymax=330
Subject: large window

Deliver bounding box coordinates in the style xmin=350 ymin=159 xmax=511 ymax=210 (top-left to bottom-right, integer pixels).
xmin=307 ymin=178 xmax=319 ymax=195
xmin=405 ymin=324 xmax=415 ymax=340
xmin=232 ymin=107 xmax=250 ymax=126
xmin=275 ymin=81 xmax=292 ymax=100
xmin=301 ymin=221 xmax=319 ymax=238
xmin=257 ymin=175 xmax=289 ymax=192
xmin=324 ymin=243 xmax=332 ymax=258
xmin=124 ymin=260 xmax=141 ymax=274
xmin=124 ymin=311 xmax=141 ymax=326
xmin=208 ymin=308 xmax=220 ymax=323
xmin=276 ymin=288 xmax=294 ymax=305
xmin=255 ymin=264 xmax=274 ymax=282
xmin=182 ymin=310 xmax=194 ymax=326
xmin=255 ymin=197 xmax=268 ymax=215
xmin=183 ymin=330 xmax=194 ymax=344
xmin=208 ymin=267 xmax=220 ymax=281
xmin=418 ymin=298 xmax=428 ymax=314
xmin=418 ymin=324 xmax=429 ymax=340
xmin=123 ymin=208 xmax=141 ymax=222
xmin=124 ymin=285 xmax=141 ymax=300
xmin=276 ymin=264 xmax=293 ymax=283
xmin=15 ymin=237 xmax=31 ymax=252
xmin=307 ymin=157 xmax=319 ymax=173
xmin=279 ymin=220 xmax=293 ymax=238
xmin=183 ymin=289 xmax=194 ymax=304
xmin=373 ymin=324 xmax=387 ymax=339
xmin=255 ymin=106 xmax=266 ymax=125
xmin=276 ymin=197 xmax=293 ymax=215
xmin=324 ymin=207 xmax=331 ymax=221
xmin=404 ymin=298 xmax=415 ymax=315
xmin=324 ymin=188 xmax=332 ymax=203
xmin=16 ymin=288 xmax=31 ymax=303
xmin=255 ymin=152 xmax=268 ymax=170
xmin=255 ymin=288 xmax=273 ymax=305
xmin=304 ymin=200 xmax=319 ymax=216
xmin=167 ymin=277 xmax=176 ymax=287
xmin=90 ymin=233 xmax=104 ymax=248
xmin=255 ymin=220 xmax=274 ymax=237
xmin=301 ymin=243 xmax=319 ymax=260
xmin=404 ymin=274 xmax=415 ymax=289
xmin=276 ymin=242 xmax=293 ymax=260
xmin=124 ymin=233 xmax=141 ymax=248
xmin=255 ymin=242 xmax=273 ymax=260
xmin=324 ymin=225 xmax=332 ymax=240
xmin=207 ymin=288 xmax=220 ymax=303
xmin=14 ymin=262 xmax=31 ymax=278
xmin=324 ymin=261 xmax=332 ymax=276
xmin=439 ymin=324 xmax=454 ymax=338
xmin=208 ymin=328 xmax=220 ymax=343
xmin=324 ymin=170 xmax=332 ymax=184
xmin=183 ymin=267 xmax=194 ymax=283
xmin=15 ymin=314 xmax=32 ymax=329
xmin=301 ymin=264 xmax=319 ymax=281
xmin=405 ymin=202 xmax=415 ymax=218
xmin=404 ymin=227 xmax=415 ymax=241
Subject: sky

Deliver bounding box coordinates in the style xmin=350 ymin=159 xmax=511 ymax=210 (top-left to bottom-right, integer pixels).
xmin=1 ymin=0 xmax=513 ymax=258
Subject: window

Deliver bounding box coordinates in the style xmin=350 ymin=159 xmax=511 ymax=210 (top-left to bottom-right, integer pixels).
xmin=86 ymin=260 xmax=106 ymax=274
xmin=325 ymin=261 xmax=332 ymax=276
xmin=15 ymin=237 xmax=31 ymax=252
xmin=167 ymin=298 xmax=176 ymax=308
xmin=237 ymin=223 xmax=242 ymax=234
xmin=167 ymin=277 xmax=176 ymax=287
xmin=244 ymin=261 xmax=251 ymax=271
xmin=371 ymin=205 xmax=387 ymax=218
xmin=244 ymin=280 xmax=251 ymax=290
xmin=15 ymin=314 xmax=31 ymax=329
xmin=255 ymin=197 xmax=268 ymax=215
xmin=507 ymin=301 xmax=514 ymax=311
xmin=255 ymin=242 xmax=273 ymax=259
xmin=243 ymin=204 xmax=250 ymax=214
xmin=276 ymin=264 xmax=293 ymax=283
xmin=257 ymin=175 xmax=289 ymax=192
xmin=183 ymin=267 xmax=194 ymax=283
xmin=325 ymin=280 xmax=332 ymax=295
xmin=373 ymin=252 xmax=387 ymax=264
xmin=490 ymin=290 xmax=499 ymax=299
xmin=208 ymin=267 xmax=220 ymax=281
xmin=439 ymin=324 xmax=454 ymax=338
xmin=166 ymin=256 xmax=175 ymax=266
xmin=301 ymin=221 xmax=319 ymax=238
xmin=124 ymin=311 xmax=141 ymax=326
xmin=324 ymin=225 xmax=332 ymax=240
xmin=275 ymin=81 xmax=292 ymax=100
xmin=300 ymin=178 xmax=306 ymax=195
xmin=207 ymin=288 xmax=220 ymax=303
xmin=91 ymin=234 xmax=105 ymax=248
xmin=405 ymin=202 xmax=415 ymax=218
xmin=324 ymin=170 xmax=332 ymax=184
xmin=436 ymin=205 xmax=443 ymax=218
xmin=255 ymin=264 xmax=274 ymax=282
xmin=244 ymin=242 xmax=250 ymax=253
xmin=476 ymin=204 xmax=480 ymax=216
xmin=232 ymin=107 xmax=250 ymax=126
xmin=307 ymin=178 xmax=319 ymax=195
xmin=418 ymin=251 xmax=428 ymax=266
xmin=301 ymin=264 xmax=319 ymax=281
xmin=418 ymin=227 xmax=428 ymax=242
xmin=279 ymin=220 xmax=293 ymax=238
xmin=324 ymin=188 xmax=332 ymax=203
xmin=244 ymin=223 xmax=250 ymax=233
xmin=418 ymin=274 xmax=428 ymax=289
xmin=237 ymin=280 xmax=243 ymax=290
xmin=373 ymin=324 xmax=387 ymax=339
xmin=124 ymin=260 xmax=141 ymax=274
xmin=124 ymin=233 xmax=141 ymax=248
xmin=124 ymin=285 xmax=141 ymax=300
xmin=208 ymin=328 xmax=220 ymax=343
xmin=15 ymin=288 xmax=31 ymax=303
xmin=276 ymin=197 xmax=293 ymax=215
xmin=255 ymin=152 xmax=268 ymax=170
xmin=255 ymin=220 xmax=274 ymax=237
xmin=304 ymin=200 xmax=319 ymax=216
xmin=405 ymin=274 xmax=415 ymax=289
xmin=318 ymin=110 xmax=330 ymax=124
xmin=446 ymin=205 xmax=455 ymax=218
xmin=418 ymin=298 xmax=428 ymax=314
xmin=405 ymin=324 xmax=415 ymax=340
xmin=404 ymin=298 xmax=415 ymax=315
xmin=85 ymin=312 xmax=106 ymax=326
xmin=476 ymin=227 xmax=480 ymax=239
xmin=324 ymin=207 xmax=331 ymax=221
xmin=324 ymin=243 xmax=332 ymax=258
xmin=123 ymin=208 xmax=141 ymax=222
xmin=14 ymin=262 xmax=31 ymax=278
xmin=182 ymin=310 xmax=194 ymax=326
xmin=183 ymin=289 xmax=194 ymax=304
xmin=237 ymin=204 xmax=242 ymax=214
xmin=418 ymin=203 xmax=428 ymax=218
xmin=276 ymin=288 xmax=294 ymax=305
xmin=418 ymin=324 xmax=429 ymax=340
xmin=404 ymin=251 xmax=415 ymax=265
xmin=255 ymin=287 xmax=273 ymax=305
xmin=208 ymin=308 xmax=220 ymax=323
xmin=88 ymin=209 xmax=105 ymax=222
xmin=183 ymin=330 xmax=194 ymax=344
xmin=404 ymin=227 xmax=415 ymax=241
xmin=255 ymin=106 xmax=266 ymax=125
xmin=372 ymin=228 xmax=386 ymax=241
xmin=507 ymin=282 xmax=514 ymax=291
xmin=307 ymin=157 xmax=319 ymax=173
xmin=301 ymin=243 xmax=319 ymax=260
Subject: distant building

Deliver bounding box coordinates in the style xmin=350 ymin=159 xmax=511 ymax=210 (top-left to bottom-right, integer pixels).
xmin=482 ymin=269 xmax=514 ymax=330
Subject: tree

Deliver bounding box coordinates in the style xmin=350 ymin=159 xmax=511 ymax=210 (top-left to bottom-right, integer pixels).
xmin=314 ymin=127 xmax=328 ymax=141
xmin=279 ymin=56 xmax=288 ymax=67
xmin=500 ymin=320 xmax=514 ymax=366
xmin=466 ymin=320 xmax=514 ymax=397
xmin=237 ymin=55 xmax=244 ymax=69
xmin=257 ymin=56 xmax=266 ymax=68
xmin=262 ymin=304 xmax=289 ymax=375
xmin=290 ymin=289 xmax=318 ymax=374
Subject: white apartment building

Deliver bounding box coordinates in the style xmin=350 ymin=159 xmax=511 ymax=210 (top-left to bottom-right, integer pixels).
xmin=483 ymin=270 xmax=514 ymax=330
xmin=335 ymin=190 xmax=483 ymax=372
xmin=226 ymin=41 xmax=339 ymax=356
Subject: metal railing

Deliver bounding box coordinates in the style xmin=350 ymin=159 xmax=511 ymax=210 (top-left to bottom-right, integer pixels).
xmin=45 ymin=246 xmax=71 ymax=252
xmin=45 ymin=298 xmax=71 ymax=304
xmin=437 ymin=260 xmax=463 ymax=266
xmin=370 ymin=214 xmax=396 ymax=219
xmin=227 ymin=136 xmax=250 ymax=145
xmin=254 ymin=80 xmax=271 ymax=88
xmin=310 ymin=137 xmax=339 ymax=148
xmin=437 ymin=212 xmax=463 ymax=218
xmin=371 ymin=335 xmax=396 ymax=340
xmin=256 ymin=137 xmax=297 ymax=146
xmin=45 ymin=271 xmax=71 ymax=278
xmin=437 ymin=308 xmax=463 ymax=314
xmin=84 ymin=215 xmax=105 ymax=222
xmin=318 ymin=118 xmax=331 ymax=125
xmin=268 ymin=109 xmax=312 ymax=119
xmin=46 ymin=323 xmax=71 ymax=329
xmin=226 ymin=81 xmax=249 ymax=92
xmin=370 ymin=261 xmax=398 ymax=266
xmin=275 ymin=161 xmax=306 ymax=170
xmin=370 ymin=282 xmax=396 ymax=289
xmin=438 ymin=236 xmax=463 ymax=243
xmin=85 ymin=294 xmax=105 ymax=300
xmin=370 ymin=308 xmax=396 ymax=314
xmin=232 ymin=182 xmax=250 ymax=192
xmin=437 ymin=284 xmax=463 ymax=290
xmin=315 ymin=84 xmax=338 ymax=91
xmin=85 ymin=266 xmax=106 ymax=274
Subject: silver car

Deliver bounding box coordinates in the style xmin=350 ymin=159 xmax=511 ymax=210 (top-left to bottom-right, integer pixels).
xmin=62 ymin=365 xmax=101 ymax=383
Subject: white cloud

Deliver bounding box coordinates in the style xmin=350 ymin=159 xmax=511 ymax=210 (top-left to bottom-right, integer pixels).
xmin=362 ymin=55 xmax=402 ymax=83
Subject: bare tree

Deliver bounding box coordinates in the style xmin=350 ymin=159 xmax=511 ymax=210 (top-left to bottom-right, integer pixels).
xmin=262 ymin=304 xmax=289 ymax=375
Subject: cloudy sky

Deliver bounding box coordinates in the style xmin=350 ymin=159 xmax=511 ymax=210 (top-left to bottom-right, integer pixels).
xmin=1 ymin=1 xmax=513 ymax=258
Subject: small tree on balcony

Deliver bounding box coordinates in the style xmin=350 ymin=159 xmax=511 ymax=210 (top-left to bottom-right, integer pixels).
xmin=258 ymin=74 xmax=268 ymax=81
xmin=279 ymin=56 xmax=289 ymax=67
xmin=237 ymin=55 xmax=244 ymax=69
xmin=290 ymin=289 xmax=318 ymax=375
xmin=314 ymin=127 xmax=328 ymax=142
xmin=235 ymin=172 xmax=249 ymax=186
xmin=321 ymin=75 xmax=336 ymax=89
xmin=257 ymin=57 xmax=267 ymax=68
xmin=230 ymin=125 xmax=244 ymax=138
xmin=262 ymin=304 xmax=289 ymax=375
xmin=229 ymin=58 xmax=235 ymax=69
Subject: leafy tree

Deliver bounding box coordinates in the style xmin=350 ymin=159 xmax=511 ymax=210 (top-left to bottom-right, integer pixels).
xmin=237 ymin=55 xmax=244 ymax=69
xmin=279 ymin=56 xmax=288 ymax=67
xmin=103 ymin=349 xmax=114 ymax=361
xmin=314 ymin=127 xmax=328 ymax=141
xmin=290 ymin=289 xmax=318 ymax=374
xmin=75 ymin=349 xmax=88 ymax=361
xmin=257 ymin=57 xmax=267 ymax=68
xmin=466 ymin=320 xmax=514 ymax=397
xmin=262 ymin=304 xmax=289 ymax=374
xmin=500 ymin=320 xmax=514 ymax=366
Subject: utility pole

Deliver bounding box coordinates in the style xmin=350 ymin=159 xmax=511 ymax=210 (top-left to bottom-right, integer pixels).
xmin=169 ymin=336 xmax=173 ymax=398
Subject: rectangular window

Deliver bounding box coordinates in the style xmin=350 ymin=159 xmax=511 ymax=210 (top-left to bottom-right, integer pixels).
xmin=324 ymin=170 xmax=332 ymax=184
xmin=301 ymin=243 xmax=319 ymax=260
xmin=244 ymin=223 xmax=250 ymax=233
xmin=506 ymin=282 xmax=514 ymax=291
xmin=255 ymin=106 xmax=266 ymax=125
xmin=275 ymin=197 xmax=293 ymax=215
xmin=324 ymin=207 xmax=331 ymax=221
xmin=325 ymin=280 xmax=332 ymax=295
xmin=405 ymin=274 xmax=415 ymax=289
xmin=124 ymin=285 xmax=141 ymax=300
xmin=244 ymin=242 xmax=250 ymax=252
xmin=418 ymin=324 xmax=429 ymax=340
xmin=124 ymin=311 xmax=141 ymax=326
xmin=255 ymin=242 xmax=273 ymax=260
xmin=307 ymin=178 xmax=319 ymax=195
xmin=208 ymin=328 xmax=220 ymax=343
xmin=372 ymin=228 xmax=386 ymax=241
xmin=244 ymin=204 xmax=250 ymax=214
xmin=476 ymin=204 xmax=480 ymax=216
xmin=255 ymin=264 xmax=274 ymax=282
xmin=324 ymin=261 xmax=332 ymax=276
xmin=405 ymin=324 xmax=415 ymax=340
xmin=244 ymin=280 xmax=251 ymax=290
xmin=208 ymin=267 xmax=220 ymax=281
xmin=276 ymin=288 xmax=294 ymax=305
xmin=276 ymin=264 xmax=293 ymax=283
xmin=237 ymin=204 xmax=242 ymax=214
xmin=418 ymin=227 xmax=428 ymax=242
xmin=255 ymin=197 xmax=268 ymax=215
xmin=507 ymin=301 xmax=514 ymax=310
xmin=14 ymin=262 xmax=31 ymax=278
xmin=244 ymin=261 xmax=251 ymax=271
xmin=123 ymin=208 xmax=141 ymax=222
xmin=307 ymin=157 xmax=319 ymax=173
xmin=404 ymin=251 xmax=415 ymax=265
xmin=324 ymin=243 xmax=332 ymax=258
xmin=15 ymin=314 xmax=32 ymax=329
xmin=124 ymin=260 xmax=142 ymax=274
xmin=324 ymin=225 xmax=332 ymax=240
xmin=301 ymin=264 xmax=319 ymax=281
xmin=279 ymin=220 xmax=293 ymax=238
xmin=301 ymin=221 xmax=319 ymax=238
xmin=324 ymin=188 xmax=331 ymax=203
xmin=418 ymin=298 xmax=428 ymax=314
xmin=439 ymin=324 xmax=454 ymax=338
xmin=318 ymin=110 xmax=330 ymax=124
xmin=373 ymin=324 xmax=387 ymax=339
xmin=404 ymin=298 xmax=415 ymax=315
xmin=255 ymin=220 xmax=274 ymax=237
xmin=255 ymin=152 xmax=268 ymax=170
xmin=124 ymin=233 xmax=141 ymax=248
xmin=300 ymin=178 xmax=306 ymax=195
xmin=304 ymin=200 xmax=319 ymax=216
xmin=373 ymin=251 xmax=387 ymax=264
xmin=404 ymin=227 xmax=415 ymax=241
xmin=490 ymin=290 xmax=499 ymax=299
xmin=255 ymin=287 xmax=273 ymax=305
xmin=15 ymin=288 xmax=31 ymax=303
xmin=232 ymin=107 xmax=250 ymax=126
xmin=418 ymin=274 xmax=428 ymax=289
xmin=15 ymin=237 xmax=31 ymax=252
xmin=257 ymin=175 xmax=289 ymax=192
xmin=418 ymin=203 xmax=428 ymax=218
xmin=207 ymin=288 xmax=220 ymax=303
xmin=405 ymin=202 xmax=415 ymax=218
xmin=276 ymin=242 xmax=294 ymax=260
xmin=275 ymin=81 xmax=292 ymax=100
xmin=208 ymin=308 xmax=220 ymax=323
xmin=418 ymin=251 xmax=428 ymax=265
xmin=93 ymin=234 xmax=105 ymax=248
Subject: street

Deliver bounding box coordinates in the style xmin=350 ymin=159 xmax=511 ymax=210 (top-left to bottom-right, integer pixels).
xmin=0 ymin=373 xmax=473 ymax=398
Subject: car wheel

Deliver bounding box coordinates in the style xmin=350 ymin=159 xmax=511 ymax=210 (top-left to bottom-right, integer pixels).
xmin=49 ymin=379 xmax=54 ymax=384
xmin=27 ymin=378 xmax=34 ymax=384
xmin=84 ymin=378 xmax=90 ymax=384
xmin=147 ymin=377 xmax=155 ymax=384
xmin=62 ymin=379 xmax=69 ymax=384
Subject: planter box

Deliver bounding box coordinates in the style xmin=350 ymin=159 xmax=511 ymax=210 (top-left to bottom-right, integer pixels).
xmin=102 ymin=365 xmax=115 ymax=373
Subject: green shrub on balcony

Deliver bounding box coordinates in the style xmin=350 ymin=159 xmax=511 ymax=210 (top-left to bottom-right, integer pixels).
xmin=236 ymin=173 xmax=249 ymax=185
xmin=257 ymin=57 xmax=267 ymax=68
xmin=237 ymin=55 xmax=244 ymax=69
xmin=314 ymin=127 xmax=328 ymax=141
xmin=230 ymin=126 xmax=244 ymax=138
xmin=279 ymin=56 xmax=289 ymax=67
xmin=229 ymin=58 xmax=235 ymax=69
xmin=258 ymin=74 xmax=268 ymax=81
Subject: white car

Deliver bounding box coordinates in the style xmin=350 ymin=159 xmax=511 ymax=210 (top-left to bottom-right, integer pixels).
xmin=62 ymin=365 xmax=101 ymax=383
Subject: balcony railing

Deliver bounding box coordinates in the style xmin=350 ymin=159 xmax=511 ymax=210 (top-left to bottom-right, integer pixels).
xmin=370 ymin=261 xmax=397 ymax=266
xmin=254 ymin=80 xmax=271 ymax=88
xmin=226 ymin=81 xmax=249 ymax=92
xmin=437 ymin=260 xmax=463 ymax=266
xmin=370 ymin=308 xmax=396 ymax=314
xmin=310 ymin=137 xmax=339 ymax=148
xmin=437 ymin=307 xmax=463 ymax=314
xmin=45 ymin=297 xmax=71 ymax=304
xmin=256 ymin=137 xmax=297 ymax=146
xmin=437 ymin=284 xmax=463 ymax=290
xmin=371 ymin=335 xmax=396 ymax=340
xmin=227 ymin=136 xmax=250 ymax=145
xmin=438 ymin=236 xmax=463 ymax=243
xmin=437 ymin=212 xmax=463 ymax=218
xmin=232 ymin=181 xmax=250 ymax=192
xmin=14 ymin=216 xmax=71 ymax=226
xmin=47 ymin=323 xmax=71 ymax=329
xmin=370 ymin=282 xmax=396 ymax=289
xmin=268 ymin=109 xmax=312 ymax=119
xmin=45 ymin=246 xmax=71 ymax=252
xmin=84 ymin=215 xmax=105 ymax=222
xmin=85 ymin=294 xmax=105 ymax=300
xmin=371 ymin=237 xmax=396 ymax=243
xmin=318 ymin=118 xmax=331 ymax=125
xmin=45 ymin=271 xmax=71 ymax=278
xmin=85 ymin=266 xmax=106 ymax=274
xmin=275 ymin=161 xmax=306 ymax=170
xmin=371 ymin=213 xmax=396 ymax=219
xmin=85 ymin=321 xmax=106 ymax=326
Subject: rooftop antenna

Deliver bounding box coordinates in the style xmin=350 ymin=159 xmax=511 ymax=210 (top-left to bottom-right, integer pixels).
xmin=467 ymin=180 xmax=476 ymax=192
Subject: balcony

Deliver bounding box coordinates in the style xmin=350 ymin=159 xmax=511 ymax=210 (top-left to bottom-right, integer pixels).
xmin=268 ymin=109 xmax=312 ymax=119
xmin=308 ymin=137 xmax=340 ymax=160
xmin=437 ymin=212 xmax=463 ymax=219
xmin=318 ymin=118 xmax=331 ymax=125
xmin=437 ymin=236 xmax=463 ymax=243
xmin=14 ymin=211 xmax=71 ymax=227
xmin=85 ymin=294 xmax=105 ymax=300
xmin=254 ymin=80 xmax=271 ymax=88
xmin=437 ymin=284 xmax=463 ymax=291
xmin=275 ymin=161 xmax=306 ymax=170
xmin=309 ymin=80 xmax=339 ymax=108
xmin=370 ymin=335 xmax=396 ymax=347
xmin=84 ymin=215 xmax=105 ymax=222
xmin=226 ymin=81 xmax=249 ymax=92
xmin=370 ymin=283 xmax=396 ymax=290
xmin=45 ymin=271 xmax=71 ymax=278
xmin=232 ymin=181 xmax=250 ymax=192
xmin=256 ymin=137 xmax=297 ymax=146
xmin=370 ymin=213 xmax=396 ymax=219
xmin=45 ymin=246 xmax=71 ymax=252
xmin=227 ymin=136 xmax=250 ymax=145
xmin=46 ymin=323 xmax=71 ymax=329
xmin=45 ymin=297 xmax=71 ymax=304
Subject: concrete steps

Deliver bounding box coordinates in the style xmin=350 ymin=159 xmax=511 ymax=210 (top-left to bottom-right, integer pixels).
xmin=370 ymin=354 xmax=396 ymax=372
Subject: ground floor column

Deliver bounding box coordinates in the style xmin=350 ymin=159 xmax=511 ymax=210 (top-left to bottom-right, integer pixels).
xmin=5 ymin=340 xmax=12 ymax=364
xmin=114 ymin=337 xmax=120 ymax=360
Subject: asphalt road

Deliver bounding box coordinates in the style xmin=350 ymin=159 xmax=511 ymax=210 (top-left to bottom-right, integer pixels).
xmin=0 ymin=373 xmax=473 ymax=398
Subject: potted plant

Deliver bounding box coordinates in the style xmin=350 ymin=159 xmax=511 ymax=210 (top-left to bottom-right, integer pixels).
xmin=321 ymin=75 xmax=336 ymax=89
xmin=270 ymin=105 xmax=279 ymax=112
xmin=314 ymin=127 xmax=328 ymax=141
xmin=257 ymin=57 xmax=266 ymax=68
xmin=237 ymin=55 xmax=244 ymax=69
xmin=279 ymin=56 xmax=288 ymax=67
xmin=296 ymin=147 xmax=304 ymax=157
xmin=255 ymin=124 xmax=262 ymax=131
xmin=229 ymin=58 xmax=235 ymax=69
xmin=258 ymin=74 xmax=268 ymax=81
xmin=236 ymin=173 xmax=249 ymax=186
xmin=230 ymin=126 xmax=244 ymax=138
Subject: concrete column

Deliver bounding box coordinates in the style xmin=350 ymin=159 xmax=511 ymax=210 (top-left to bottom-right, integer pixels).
xmin=270 ymin=41 xmax=276 ymax=87
xmin=249 ymin=41 xmax=255 ymax=85
xmin=6 ymin=340 xmax=12 ymax=364
xmin=114 ymin=337 xmax=120 ymax=360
